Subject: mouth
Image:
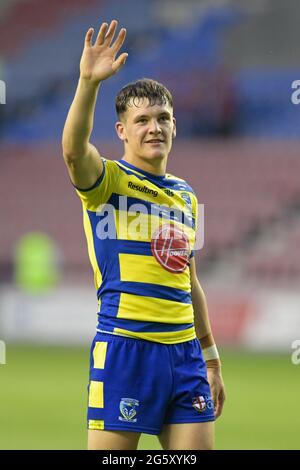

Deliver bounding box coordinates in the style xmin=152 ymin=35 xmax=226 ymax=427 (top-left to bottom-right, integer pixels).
xmin=145 ymin=139 xmax=165 ymax=144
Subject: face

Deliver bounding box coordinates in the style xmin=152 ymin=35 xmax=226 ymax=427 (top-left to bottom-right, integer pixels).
xmin=115 ymin=98 xmax=176 ymax=163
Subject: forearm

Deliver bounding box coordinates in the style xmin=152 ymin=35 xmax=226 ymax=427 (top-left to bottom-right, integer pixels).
xmin=192 ymin=276 xmax=212 ymax=339
xmin=62 ymin=78 xmax=101 ymax=159
xmin=191 ymin=277 xmax=221 ymax=368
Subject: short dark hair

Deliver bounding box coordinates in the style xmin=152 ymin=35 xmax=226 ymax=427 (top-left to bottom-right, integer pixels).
xmin=115 ymin=78 xmax=173 ymax=118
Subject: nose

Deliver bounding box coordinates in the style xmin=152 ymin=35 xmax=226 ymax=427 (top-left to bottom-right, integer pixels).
xmin=149 ymin=119 xmax=162 ymax=134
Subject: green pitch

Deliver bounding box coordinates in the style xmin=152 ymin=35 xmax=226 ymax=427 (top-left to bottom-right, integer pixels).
xmin=0 ymin=345 xmax=298 ymax=449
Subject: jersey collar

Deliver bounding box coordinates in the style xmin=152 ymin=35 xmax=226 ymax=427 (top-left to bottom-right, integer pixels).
xmin=118 ymin=159 xmax=166 ymax=181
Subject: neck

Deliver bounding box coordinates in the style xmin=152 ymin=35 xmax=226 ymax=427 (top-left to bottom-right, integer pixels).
xmin=122 ymin=151 xmax=168 ymax=177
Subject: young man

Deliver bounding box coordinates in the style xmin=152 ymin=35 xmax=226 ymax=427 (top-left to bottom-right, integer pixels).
xmin=62 ymin=20 xmax=225 ymax=450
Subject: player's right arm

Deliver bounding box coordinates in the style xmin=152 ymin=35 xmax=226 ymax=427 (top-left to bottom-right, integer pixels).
xmin=62 ymin=20 xmax=128 ymax=189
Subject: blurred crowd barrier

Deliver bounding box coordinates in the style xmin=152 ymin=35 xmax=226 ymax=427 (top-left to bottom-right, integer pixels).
xmin=0 ymin=284 xmax=298 ymax=350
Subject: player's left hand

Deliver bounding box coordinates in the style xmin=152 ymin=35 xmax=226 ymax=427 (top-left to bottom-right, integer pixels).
xmin=207 ymin=368 xmax=226 ymax=419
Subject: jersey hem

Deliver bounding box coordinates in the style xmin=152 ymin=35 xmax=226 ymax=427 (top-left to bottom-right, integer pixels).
xmin=96 ymin=328 xmax=197 ymax=345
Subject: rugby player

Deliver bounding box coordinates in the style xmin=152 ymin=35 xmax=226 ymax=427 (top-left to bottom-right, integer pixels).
xmin=62 ymin=20 xmax=225 ymax=450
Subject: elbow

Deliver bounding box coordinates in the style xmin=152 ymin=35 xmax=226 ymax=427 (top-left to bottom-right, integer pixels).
xmin=62 ymin=134 xmax=73 ymax=162
xmin=191 ymin=274 xmax=201 ymax=294
xmin=62 ymin=147 xmax=77 ymax=165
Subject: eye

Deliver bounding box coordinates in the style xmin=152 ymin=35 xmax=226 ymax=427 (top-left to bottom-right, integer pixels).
xmin=137 ymin=118 xmax=147 ymax=124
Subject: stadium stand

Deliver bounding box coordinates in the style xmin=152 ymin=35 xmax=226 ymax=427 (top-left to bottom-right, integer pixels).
xmin=242 ymin=218 xmax=300 ymax=285
xmin=1 ymin=140 xmax=300 ymax=286
xmin=0 ymin=1 xmax=239 ymax=139
xmin=0 ymin=0 xmax=99 ymax=57
xmin=1 ymin=0 xmax=300 ymax=288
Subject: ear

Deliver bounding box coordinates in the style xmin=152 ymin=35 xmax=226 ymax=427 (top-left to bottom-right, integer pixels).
xmin=172 ymin=116 xmax=177 ymax=139
xmin=115 ymin=121 xmax=128 ymax=142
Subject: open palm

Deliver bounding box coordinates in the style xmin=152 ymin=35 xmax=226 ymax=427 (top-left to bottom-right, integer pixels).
xmin=80 ymin=20 xmax=128 ymax=83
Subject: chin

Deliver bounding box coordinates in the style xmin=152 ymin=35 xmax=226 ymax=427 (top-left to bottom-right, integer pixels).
xmin=146 ymin=150 xmax=166 ymax=160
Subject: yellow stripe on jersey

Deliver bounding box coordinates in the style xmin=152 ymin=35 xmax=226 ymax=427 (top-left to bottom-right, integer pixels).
xmin=113 ymin=326 xmax=196 ymax=344
xmin=115 ymin=210 xmax=196 ymax=247
xmin=117 ymin=293 xmax=193 ymax=324
xmin=93 ymin=342 xmax=108 ymax=369
xmin=82 ymin=209 xmax=102 ymax=290
xmin=119 ymin=253 xmax=191 ymax=291
xmin=115 ymin=210 xmax=154 ymax=241
xmin=88 ymin=420 xmax=104 ymax=430
xmin=88 ymin=381 xmax=104 ymax=408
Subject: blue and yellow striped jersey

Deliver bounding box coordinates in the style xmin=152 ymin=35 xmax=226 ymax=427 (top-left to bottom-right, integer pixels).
xmin=75 ymin=158 xmax=198 ymax=344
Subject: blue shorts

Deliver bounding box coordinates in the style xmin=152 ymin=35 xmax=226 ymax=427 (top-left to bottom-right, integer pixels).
xmin=87 ymin=332 xmax=215 ymax=435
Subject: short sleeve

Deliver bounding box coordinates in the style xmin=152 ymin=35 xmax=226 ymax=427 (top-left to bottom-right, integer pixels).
xmin=74 ymin=159 xmax=120 ymax=211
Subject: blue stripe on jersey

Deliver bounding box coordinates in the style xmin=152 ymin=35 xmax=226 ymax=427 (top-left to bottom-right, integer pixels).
xmin=118 ymin=159 xmax=166 ymax=182
xmin=98 ymin=280 xmax=192 ymax=304
xmin=97 ymin=316 xmax=194 ymax=333
xmin=117 ymin=160 xmax=195 ymax=193
xmin=107 ymin=193 xmax=194 ymax=229
xmin=113 ymin=240 xmax=152 ymax=255
xmin=87 ymin=210 xmax=121 ymax=321
xmin=87 ymin=208 xmax=158 ymax=254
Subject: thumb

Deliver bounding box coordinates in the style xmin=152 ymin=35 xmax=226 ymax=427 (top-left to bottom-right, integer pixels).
xmin=112 ymin=53 xmax=128 ymax=73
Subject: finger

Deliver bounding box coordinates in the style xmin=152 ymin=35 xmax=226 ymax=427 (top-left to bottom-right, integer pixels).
xmin=84 ymin=28 xmax=94 ymax=48
xmin=215 ymin=391 xmax=226 ymax=419
xmin=215 ymin=401 xmax=222 ymax=419
xmin=210 ymin=386 xmax=216 ymax=409
xmin=103 ymin=19 xmax=118 ymax=46
xmin=96 ymin=22 xmax=108 ymax=45
xmin=111 ymin=28 xmax=126 ymax=53
xmin=112 ymin=52 xmax=128 ymax=73
xmin=213 ymin=395 xmax=218 ymax=415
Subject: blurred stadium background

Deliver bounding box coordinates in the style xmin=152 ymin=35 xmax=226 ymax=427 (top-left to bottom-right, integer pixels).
xmin=1 ymin=0 xmax=300 ymax=449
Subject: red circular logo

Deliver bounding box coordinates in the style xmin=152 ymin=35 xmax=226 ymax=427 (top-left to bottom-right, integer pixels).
xmin=151 ymin=224 xmax=190 ymax=273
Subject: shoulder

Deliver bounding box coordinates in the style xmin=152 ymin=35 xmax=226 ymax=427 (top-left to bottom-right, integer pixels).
xmin=74 ymin=157 xmax=121 ymax=210
xmin=165 ymin=172 xmax=197 ymax=197
xmin=103 ymin=157 xmax=121 ymax=173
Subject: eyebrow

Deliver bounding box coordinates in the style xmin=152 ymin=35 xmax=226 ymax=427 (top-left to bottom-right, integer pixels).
xmin=133 ymin=111 xmax=171 ymax=122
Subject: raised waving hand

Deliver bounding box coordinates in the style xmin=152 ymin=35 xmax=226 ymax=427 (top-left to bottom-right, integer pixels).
xmin=80 ymin=20 xmax=128 ymax=83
